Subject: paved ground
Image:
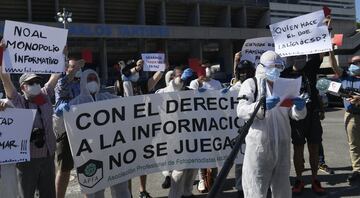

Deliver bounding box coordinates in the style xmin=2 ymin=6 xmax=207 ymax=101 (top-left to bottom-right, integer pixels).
xmin=65 ymin=107 xmax=360 ymax=198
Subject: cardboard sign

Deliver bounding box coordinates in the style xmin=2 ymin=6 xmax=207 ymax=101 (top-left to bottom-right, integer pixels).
xmin=241 ymin=37 xmax=275 ymax=66
xmin=0 ymin=108 xmax=36 ymax=164
xmin=270 ymin=10 xmax=332 ymax=57
xmin=64 ymin=90 xmax=244 ymax=193
xmin=141 ymin=53 xmax=165 ymax=72
xmin=2 ymin=20 xmax=68 ymax=74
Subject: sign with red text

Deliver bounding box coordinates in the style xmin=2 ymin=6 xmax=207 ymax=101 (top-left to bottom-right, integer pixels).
xmin=270 ymin=10 xmax=332 ymax=57
xmin=2 ymin=20 xmax=68 ymax=74
xmin=0 ymin=108 xmax=36 ymax=164
xmin=64 ymin=90 xmax=244 ymax=193
xmin=141 ymin=53 xmax=165 ymax=72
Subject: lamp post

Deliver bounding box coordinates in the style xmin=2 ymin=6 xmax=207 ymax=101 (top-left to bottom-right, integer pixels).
xmin=56 ymin=8 xmax=72 ymax=29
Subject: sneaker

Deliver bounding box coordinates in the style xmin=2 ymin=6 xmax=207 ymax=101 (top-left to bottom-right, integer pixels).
xmin=312 ymin=179 xmax=325 ymax=195
xmin=292 ymin=180 xmax=305 ymax=195
xmin=197 ymin=179 xmax=207 ymax=193
xmin=319 ymin=163 xmax=335 ymax=174
xmin=162 ymin=176 xmax=171 ymax=189
xmin=348 ymin=172 xmax=360 ymax=185
xmin=139 ymin=191 xmax=152 ymax=198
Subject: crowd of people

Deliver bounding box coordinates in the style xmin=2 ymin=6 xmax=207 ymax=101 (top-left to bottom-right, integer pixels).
xmin=0 ymin=23 xmax=360 ymax=198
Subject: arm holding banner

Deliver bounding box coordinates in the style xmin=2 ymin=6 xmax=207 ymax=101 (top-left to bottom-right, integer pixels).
xmin=45 ymin=46 xmax=69 ymax=90
xmin=329 ymin=49 xmax=343 ymax=77
xmin=233 ymin=52 xmax=241 ymax=79
xmin=0 ymin=66 xmax=17 ymax=100
xmin=148 ymin=71 xmax=163 ymax=92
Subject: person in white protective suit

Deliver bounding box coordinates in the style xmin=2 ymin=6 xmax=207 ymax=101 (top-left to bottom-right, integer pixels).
xmin=0 ymin=98 xmax=20 ymax=198
xmin=237 ymin=51 xmax=307 ymax=198
xmin=67 ymin=69 xmax=131 ymax=198
xmin=154 ymin=67 xmax=195 ymax=198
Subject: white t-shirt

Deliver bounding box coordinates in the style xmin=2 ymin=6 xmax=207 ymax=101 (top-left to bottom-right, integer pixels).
xmin=189 ymin=78 xmax=222 ymax=90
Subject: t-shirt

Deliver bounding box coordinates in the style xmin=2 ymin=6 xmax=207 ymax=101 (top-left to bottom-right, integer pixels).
xmin=189 ymin=78 xmax=222 ymax=90
xmin=281 ymin=54 xmax=322 ymax=111
xmin=341 ymin=72 xmax=360 ymax=114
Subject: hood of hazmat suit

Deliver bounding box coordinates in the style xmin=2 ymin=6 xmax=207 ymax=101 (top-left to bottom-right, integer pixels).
xmin=69 ymin=69 xmax=118 ymax=105
xmin=237 ymin=50 xmax=306 ymax=198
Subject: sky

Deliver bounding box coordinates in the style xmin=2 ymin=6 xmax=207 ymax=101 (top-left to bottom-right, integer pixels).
xmin=357 ymin=0 xmax=360 ymax=22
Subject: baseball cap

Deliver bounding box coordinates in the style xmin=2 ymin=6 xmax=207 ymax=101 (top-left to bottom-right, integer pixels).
xmin=19 ymin=73 xmax=43 ymax=86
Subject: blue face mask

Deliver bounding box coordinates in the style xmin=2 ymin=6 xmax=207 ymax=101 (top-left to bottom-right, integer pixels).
xmin=265 ymin=67 xmax=281 ymax=82
xmin=348 ymin=64 xmax=360 ymax=76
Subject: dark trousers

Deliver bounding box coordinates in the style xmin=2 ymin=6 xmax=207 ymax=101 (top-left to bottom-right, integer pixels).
xmin=17 ymin=156 xmax=56 ymax=198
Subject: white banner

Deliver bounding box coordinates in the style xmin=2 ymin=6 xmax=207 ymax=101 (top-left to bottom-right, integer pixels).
xmin=241 ymin=37 xmax=274 ymax=66
xmin=0 ymin=108 xmax=36 ymax=164
xmin=2 ymin=20 xmax=68 ymax=74
xmin=270 ymin=10 xmax=332 ymax=57
xmin=64 ymin=90 xmax=244 ymax=193
xmin=141 ymin=53 xmax=165 ymax=72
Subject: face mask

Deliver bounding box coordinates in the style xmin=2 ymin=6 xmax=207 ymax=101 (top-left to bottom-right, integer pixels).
xmin=348 ymin=64 xmax=360 ymax=76
xmin=205 ymin=67 xmax=211 ymax=78
xmin=86 ymin=81 xmax=99 ymax=94
xmin=75 ymin=70 xmax=82 ymax=78
xmin=265 ymin=67 xmax=281 ymax=82
xmin=129 ymin=72 xmax=140 ymax=82
xmin=26 ymin=84 xmax=41 ymax=96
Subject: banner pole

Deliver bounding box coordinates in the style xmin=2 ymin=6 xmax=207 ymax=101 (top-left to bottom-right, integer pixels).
xmin=206 ymin=96 xmax=266 ymax=198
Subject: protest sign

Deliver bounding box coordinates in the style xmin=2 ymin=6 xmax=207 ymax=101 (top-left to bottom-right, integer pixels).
xmin=141 ymin=53 xmax=165 ymax=71
xmin=64 ymin=90 xmax=244 ymax=193
xmin=241 ymin=37 xmax=274 ymax=66
xmin=2 ymin=20 xmax=68 ymax=74
xmin=0 ymin=108 xmax=36 ymax=164
xmin=270 ymin=10 xmax=332 ymax=57
xmin=332 ymin=34 xmax=343 ymax=47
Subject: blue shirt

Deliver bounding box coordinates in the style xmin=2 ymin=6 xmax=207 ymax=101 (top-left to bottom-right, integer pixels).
xmin=341 ymin=72 xmax=360 ymax=114
xmin=54 ymin=74 xmax=81 ymax=107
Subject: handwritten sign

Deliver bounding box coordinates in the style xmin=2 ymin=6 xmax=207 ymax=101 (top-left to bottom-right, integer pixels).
xmin=2 ymin=20 xmax=68 ymax=74
xmin=270 ymin=10 xmax=332 ymax=57
xmin=0 ymin=108 xmax=36 ymax=164
xmin=141 ymin=53 xmax=165 ymax=72
xmin=241 ymin=37 xmax=274 ymax=66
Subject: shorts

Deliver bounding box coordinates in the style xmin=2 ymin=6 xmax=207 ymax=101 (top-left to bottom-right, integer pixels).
xmin=290 ymin=109 xmax=323 ymax=145
xmin=56 ymin=134 xmax=74 ymax=172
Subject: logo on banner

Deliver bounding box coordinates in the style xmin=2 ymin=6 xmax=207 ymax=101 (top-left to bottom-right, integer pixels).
xmin=77 ymin=159 xmax=103 ymax=188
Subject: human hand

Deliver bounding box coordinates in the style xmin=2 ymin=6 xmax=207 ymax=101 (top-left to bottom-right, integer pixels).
xmin=266 ymin=96 xmax=280 ymax=110
xmin=292 ymin=97 xmax=306 ymax=110
xmin=0 ymin=101 xmax=8 ymax=111
xmin=181 ymin=68 xmax=193 ymax=81
xmin=198 ymin=87 xmax=207 ymax=93
xmin=347 ymin=95 xmax=360 ymax=105
xmin=55 ymin=103 xmax=70 ymax=117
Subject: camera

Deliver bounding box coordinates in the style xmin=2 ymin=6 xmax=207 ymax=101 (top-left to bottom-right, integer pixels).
xmin=30 ymin=128 xmax=45 ymax=148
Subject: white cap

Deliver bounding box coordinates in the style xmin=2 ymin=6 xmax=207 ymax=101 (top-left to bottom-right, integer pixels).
xmin=259 ymin=50 xmax=283 ymax=68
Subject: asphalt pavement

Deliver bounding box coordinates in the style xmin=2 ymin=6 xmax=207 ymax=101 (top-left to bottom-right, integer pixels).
xmin=65 ymin=107 xmax=360 ymax=198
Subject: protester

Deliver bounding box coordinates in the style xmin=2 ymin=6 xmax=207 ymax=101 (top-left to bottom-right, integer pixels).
xmin=153 ymin=66 xmax=198 ymax=198
xmin=229 ymin=52 xmax=256 ymax=198
xmin=0 ymin=67 xmax=60 ymax=198
xmin=237 ymin=50 xmax=307 ymax=198
xmin=53 ymin=57 xmax=84 ymax=198
xmin=121 ymin=59 xmax=164 ymax=198
xmin=329 ymin=53 xmax=360 ymax=185
xmin=67 ymin=69 xmax=131 ymax=198
xmin=187 ymin=59 xmax=222 ymax=193
xmin=281 ymin=53 xmax=327 ymax=195
xmin=0 ymin=99 xmax=19 ymax=198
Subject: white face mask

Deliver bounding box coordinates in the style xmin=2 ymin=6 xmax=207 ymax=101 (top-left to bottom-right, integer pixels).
xmin=205 ymin=67 xmax=211 ymax=78
xmin=86 ymin=81 xmax=99 ymax=94
xmin=26 ymin=84 xmax=41 ymax=96
xmin=75 ymin=70 xmax=82 ymax=78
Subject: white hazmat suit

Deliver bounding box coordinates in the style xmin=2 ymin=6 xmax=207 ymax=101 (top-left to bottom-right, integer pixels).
xmin=237 ymin=52 xmax=306 ymax=198
xmin=69 ymin=69 xmax=131 ymax=198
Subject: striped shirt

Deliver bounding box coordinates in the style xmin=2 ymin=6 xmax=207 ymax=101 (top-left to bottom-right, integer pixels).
xmin=10 ymin=85 xmax=56 ymax=158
